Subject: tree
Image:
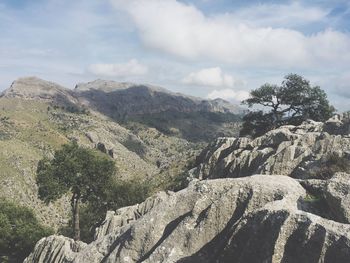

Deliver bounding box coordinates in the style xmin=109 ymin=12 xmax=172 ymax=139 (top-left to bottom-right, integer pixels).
xmin=59 ymin=179 xmax=150 ymax=243
xmin=241 ymin=74 xmax=335 ymax=137
xmin=36 ymin=142 xmax=116 ymax=241
xmin=0 ymin=200 xmax=53 ymax=262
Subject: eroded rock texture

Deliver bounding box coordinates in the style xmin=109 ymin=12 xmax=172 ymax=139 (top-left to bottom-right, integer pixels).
xmin=25 ymin=175 xmax=350 ymax=263
xmin=190 ymin=116 xmax=350 ymax=180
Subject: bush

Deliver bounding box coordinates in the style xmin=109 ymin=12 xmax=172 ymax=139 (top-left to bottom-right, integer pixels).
xmin=0 ymin=200 xmax=53 ymax=262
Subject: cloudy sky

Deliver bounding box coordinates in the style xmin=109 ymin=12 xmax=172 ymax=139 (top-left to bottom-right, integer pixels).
xmin=0 ymin=0 xmax=349 ymax=109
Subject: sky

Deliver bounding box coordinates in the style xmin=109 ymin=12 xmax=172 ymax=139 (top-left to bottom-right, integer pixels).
xmin=0 ymin=0 xmax=349 ymax=110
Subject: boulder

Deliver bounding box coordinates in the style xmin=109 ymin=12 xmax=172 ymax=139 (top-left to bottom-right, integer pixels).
xmin=24 ymin=235 xmax=87 ymax=263
xmin=324 ymin=172 xmax=350 ymax=223
xmin=25 ymin=175 xmax=350 ymax=263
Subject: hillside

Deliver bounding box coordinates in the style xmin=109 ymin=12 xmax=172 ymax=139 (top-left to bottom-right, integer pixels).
xmin=0 ymin=76 xmax=242 ymax=228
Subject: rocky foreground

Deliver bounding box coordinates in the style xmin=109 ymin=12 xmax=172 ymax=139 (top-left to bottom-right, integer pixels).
xmin=25 ymin=115 xmax=350 ymax=263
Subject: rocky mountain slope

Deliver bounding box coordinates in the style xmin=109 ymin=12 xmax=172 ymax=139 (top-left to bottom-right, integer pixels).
xmin=74 ymin=79 xmax=241 ymax=117
xmin=24 ymin=115 xmax=350 ymax=262
xmin=2 ymin=77 xmax=241 ymax=141
xmin=0 ymin=77 xmax=241 ymax=228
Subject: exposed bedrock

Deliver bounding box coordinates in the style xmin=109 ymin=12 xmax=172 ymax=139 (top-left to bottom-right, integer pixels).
xmin=25 ymin=175 xmax=350 ymax=263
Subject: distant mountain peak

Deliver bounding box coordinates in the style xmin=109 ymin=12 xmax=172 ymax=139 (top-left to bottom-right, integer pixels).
xmin=1 ymin=76 xmax=78 ymax=106
xmin=1 ymin=76 xmax=242 ymax=115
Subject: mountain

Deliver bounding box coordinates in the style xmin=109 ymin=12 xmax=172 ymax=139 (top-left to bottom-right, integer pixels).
xmin=2 ymin=76 xmax=78 ymax=106
xmin=2 ymin=77 xmax=241 ymax=117
xmin=24 ymin=115 xmax=350 ymax=263
xmin=0 ymin=76 xmax=242 ymax=228
xmin=2 ymin=77 xmax=242 ymax=141
xmin=74 ymin=79 xmax=241 ymax=116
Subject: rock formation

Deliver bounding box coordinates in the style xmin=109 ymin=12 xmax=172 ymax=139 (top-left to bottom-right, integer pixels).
xmin=190 ymin=115 xmax=350 ymax=180
xmin=25 ymin=174 xmax=350 ymax=263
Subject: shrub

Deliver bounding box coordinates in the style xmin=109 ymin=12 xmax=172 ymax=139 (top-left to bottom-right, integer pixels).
xmin=0 ymin=200 xmax=53 ymax=262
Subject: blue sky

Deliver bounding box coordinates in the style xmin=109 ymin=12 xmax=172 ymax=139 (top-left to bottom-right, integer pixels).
xmin=0 ymin=0 xmax=349 ymax=110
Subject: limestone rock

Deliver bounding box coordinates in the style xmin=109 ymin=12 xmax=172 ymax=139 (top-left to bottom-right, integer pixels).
xmin=324 ymin=113 xmax=350 ymax=135
xmin=300 ymin=172 xmax=350 ymax=224
xmin=25 ymin=175 xmax=350 ymax=262
xmin=324 ymin=172 xmax=350 ymax=223
xmin=24 ymin=235 xmax=87 ymax=263
xmin=190 ymin=116 xmax=350 ymax=180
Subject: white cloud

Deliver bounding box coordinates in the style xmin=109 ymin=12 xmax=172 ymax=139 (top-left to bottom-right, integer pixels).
xmin=207 ymin=89 xmax=250 ymax=102
xmin=87 ymin=59 xmax=148 ymax=77
xmin=182 ymin=67 xmax=237 ymax=87
xmin=111 ymin=0 xmax=350 ymax=68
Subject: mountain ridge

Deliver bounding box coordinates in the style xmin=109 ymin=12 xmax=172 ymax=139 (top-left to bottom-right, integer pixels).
xmin=1 ymin=76 xmax=242 ymax=116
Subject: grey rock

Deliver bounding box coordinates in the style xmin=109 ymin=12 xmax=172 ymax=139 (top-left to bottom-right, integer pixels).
xmin=190 ymin=116 xmax=350 ymax=180
xmin=324 ymin=172 xmax=350 ymax=223
xmin=324 ymin=113 xmax=350 ymax=135
xmin=24 ymin=235 xmax=87 ymax=263
xmin=25 ymin=175 xmax=350 ymax=262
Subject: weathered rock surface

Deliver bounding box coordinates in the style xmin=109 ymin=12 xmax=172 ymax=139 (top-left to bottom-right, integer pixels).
xmin=25 ymin=175 xmax=350 ymax=263
xmin=300 ymin=172 xmax=350 ymax=224
xmin=24 ymin=236 xmax=87 ymax=263
xmin=190 ymin=116 xmax=350 ymax=180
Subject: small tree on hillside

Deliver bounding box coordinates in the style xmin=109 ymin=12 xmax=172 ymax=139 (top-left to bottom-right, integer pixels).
xmin=36 ymin=142 xmax=116 ymax=241
xmin=241 ymin=74 xmax=335 ymax=137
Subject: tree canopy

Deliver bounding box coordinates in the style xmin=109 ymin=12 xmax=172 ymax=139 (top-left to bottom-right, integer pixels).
xmin=36 ymin=142 xmax=116 ymax=241
xmin=0 ymin=200 xmax=53 ymax=262
xmin=241 ymin=74 xmax=335 ymax=137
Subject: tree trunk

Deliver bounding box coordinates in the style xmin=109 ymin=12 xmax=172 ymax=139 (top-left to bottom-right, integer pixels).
xmin=71 ymin=193 xmax=80 ymax=241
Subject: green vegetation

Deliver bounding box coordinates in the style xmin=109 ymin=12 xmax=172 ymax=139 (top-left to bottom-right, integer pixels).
xmin=60 ymin=179 xmax=150 ymax=243
xmin=149 ymin=153 xmax=197 ymax=193
xmin=241 ymin=74 xmax=335 ymax=137
xmin=0 ymin=200 xmax=53 ymax=262
xmin=36 ymin=142 xmax=116 ymax=241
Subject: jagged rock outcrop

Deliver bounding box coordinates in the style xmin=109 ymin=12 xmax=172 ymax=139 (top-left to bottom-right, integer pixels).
xmin=25 ymin=175 xmax=350 ymax=263
xmin=190 ymin=116 xmax=350 ymax=180
xmin=300 ymin=172 xmax=350 ymax=224
xmin=24 ymin=236 xmax=87 ymax=263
